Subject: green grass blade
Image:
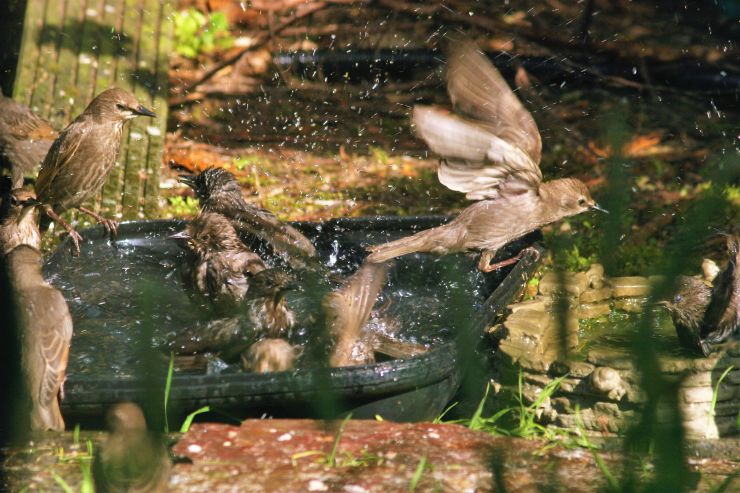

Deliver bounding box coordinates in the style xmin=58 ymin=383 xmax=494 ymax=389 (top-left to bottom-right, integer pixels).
xmin=710 ymin=365 xmax=733 ymax=416
xmin=52 ymin=475 xmax=75 ymax=493
xmin=574 ymin=408 xmax=619 ymax=492
xmin=163 ymin=351 xmax=175 ymax=433
xmin=327 ymin=413 xmax=352 ymax=467
xmin=180 ymin=406 xmax=210 ymax=433
xmin=408 ymin=455 xmax=427 ymax=492
xmin=468 ymin=383 xmax=491 ymax=430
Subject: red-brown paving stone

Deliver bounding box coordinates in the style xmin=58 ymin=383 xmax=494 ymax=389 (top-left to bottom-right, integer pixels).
xmin=170 ymin=419 xmax=618 ymax=492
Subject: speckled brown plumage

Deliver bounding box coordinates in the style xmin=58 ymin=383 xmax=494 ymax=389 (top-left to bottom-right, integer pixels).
xmin=0 ymin=94 xmax=56 ymax=188
xmin=166 ymin=269 xmax=298 ymax=362
xmin=170 ymin=212 xmax=267 ymax=313
xmin=35 ymin=88 xmax=155 ymax=254
xmin=180 ymin=167 xmax=317 ymax=264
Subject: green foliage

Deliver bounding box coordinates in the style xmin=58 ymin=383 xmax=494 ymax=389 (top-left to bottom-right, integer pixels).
xmin=451 ymin=373 xmax=567 ymax=440
xmin=54 ymin=439 xmax=95 ymax=493
xmin=174 ymin=8 xmax=233 ymax=59
xmin=165 ymin=196 xmax=200 ymax=217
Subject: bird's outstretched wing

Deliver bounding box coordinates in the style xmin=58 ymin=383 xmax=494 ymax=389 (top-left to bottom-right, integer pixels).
xmin=413 ymin=42 xmax=543 ymax=200
xmin=323 ymin=261 xmax=390 ymax=367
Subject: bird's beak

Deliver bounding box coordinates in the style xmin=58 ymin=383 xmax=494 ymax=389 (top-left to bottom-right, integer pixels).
xmin=21 ymin=197 xmax=41 ymax=208
xmin=19 ymin=198 xmax=41 ymax=219
xmin=168 ymin=229 xmax=191 ymax=244
xmin=590 ymin=202 xmax=609 ymax=214
xmin=133 ymin=105 xmax=157 ymax=118
xmin=178 ymin=174 xmax=196 ymax=187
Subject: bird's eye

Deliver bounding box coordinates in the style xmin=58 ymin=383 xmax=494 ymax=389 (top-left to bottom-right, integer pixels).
xmin=674 ymin=295 xmax=683 ymax=302
xmin=201 ymin=234 xmax=210 ymax=242
xmin=578 ymin=198 xmax=586 ymax=206
xmin=116 ymin=103 xmax=127 ymax=110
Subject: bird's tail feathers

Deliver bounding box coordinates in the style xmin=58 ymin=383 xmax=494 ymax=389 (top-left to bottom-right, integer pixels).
xmin=366 ymin=229 xmax=438 ymax=263
xmin=32 ymin=401 xmax=65 ymax=431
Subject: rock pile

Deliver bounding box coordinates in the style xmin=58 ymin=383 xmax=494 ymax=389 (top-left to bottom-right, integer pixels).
xmin=489 ymin=264 xmax=739 ymax=439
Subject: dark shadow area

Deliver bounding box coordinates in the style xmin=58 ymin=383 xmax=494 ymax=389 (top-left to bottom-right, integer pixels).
xmin=0 ymin=0 xmax=27 ymax=95
xmin=128 ymin=68 xmax=159 ymax=98
xmin=36 ymin=19 xmax=132 ymax=58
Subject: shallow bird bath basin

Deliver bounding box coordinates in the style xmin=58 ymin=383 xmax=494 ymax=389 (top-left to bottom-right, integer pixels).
xmin=44 ymin=217 xmax=543 ymax=423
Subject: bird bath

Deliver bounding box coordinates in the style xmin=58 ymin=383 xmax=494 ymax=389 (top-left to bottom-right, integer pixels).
xmin=44 ymin=216 xmax=543 ymax=423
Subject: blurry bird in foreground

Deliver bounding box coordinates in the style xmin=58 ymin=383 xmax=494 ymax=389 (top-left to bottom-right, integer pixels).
xmin=35 ymin=88 xmax=156 ymax=254
xmin=0 ymin=178 xmax=41 ymax=254
xmin=0 ymin=94 xmax=57 ymax=188
xmin=661 ymin=235 xmax=740 ymax=356
xmin=94 ymin=402 xmax=171 ymax=493
xmin=367 ymin=42 xmax=605 ymax=271
xmin=5 ymin=245 xmax=72 ymax=431
xmin=166 ymin=269 xmax=299 ymax=361
xmin=179 ymin=167 xmax=317 ymax=265
xmin=169 ymin=212 xmax=267 ymax=313
xmin=323 ymin=261 xmax=391 ymax=367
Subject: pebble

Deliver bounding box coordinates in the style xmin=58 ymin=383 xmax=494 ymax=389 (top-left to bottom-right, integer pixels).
xmin=576 ymin=302 xmax=611 ymax=319
xmin=507 ymin=298 xmax=547 ymax=313
xmin=539 ymin=272 xmax=589 ymax=297
xmin=579 ymin=287 xmax=612 ymax=304
xmin=613 ymin=297 xmax=646 ymax=313
xmin=608 ymin=276 xmax=651 ymax=297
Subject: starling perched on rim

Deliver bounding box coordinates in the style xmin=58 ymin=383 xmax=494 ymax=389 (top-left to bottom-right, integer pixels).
xmin=661 ymin=235 xmax=740 ymax=355
xmin=5 ymin=245 xmax=73 ymax=431
xmin=323 ymin=261 xmax=390 ymax=367
xmin=366 ymin=42 xmax=605 ymax=272
xmin=179 ymin=167 xmax=317 ymax=265
xmin=169 ymin=212 xmax=267 ymax=313
xmin=35 ymin=88 xmax=155 ymax=254
xmin=93 ymin=402 xmax=171 ymax=493
xmin=165 ymin=269 xmax=299 ymax=362
xmin=0 ymin=177 xmax=41 ymax=254
xmin=0 ymin=94 xmax=57 ymax=188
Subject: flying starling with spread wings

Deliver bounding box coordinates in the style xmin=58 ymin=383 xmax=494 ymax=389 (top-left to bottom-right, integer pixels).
xmin=367 ymin=42 xmax=605 ymax=271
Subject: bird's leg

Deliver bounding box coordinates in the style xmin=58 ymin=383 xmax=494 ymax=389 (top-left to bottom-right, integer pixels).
xmin=479 ymin=246 xmax=541 ymax=273
xmin=78 ymin=206 xmax=119 ymax=236
xmin=43 ymin=206 xmax=82 ymax=255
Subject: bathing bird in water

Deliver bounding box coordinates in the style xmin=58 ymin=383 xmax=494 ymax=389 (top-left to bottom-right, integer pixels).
xmin=35 ymin=88 xmax=155 ymax=254
xmin=170 ymin=212 xmax=267 ymax=313
xmin=180 ymin=167 xmax=317 ymax=265
xmin=367 ymin=42 xmax=605 ymax=271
